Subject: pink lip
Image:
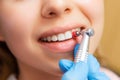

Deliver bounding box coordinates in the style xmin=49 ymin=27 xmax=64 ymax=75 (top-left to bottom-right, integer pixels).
xmin=40 ymin=39 xmax=76 ymax=53
xmin=39 ymin=36 xmax=82 ymax=53
xmin=37 ymin=23 xmax=87 ymax=53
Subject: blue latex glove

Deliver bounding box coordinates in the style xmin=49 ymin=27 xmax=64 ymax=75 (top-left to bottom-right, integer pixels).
xmin=59 ymin=44 xmax=110 ymax=80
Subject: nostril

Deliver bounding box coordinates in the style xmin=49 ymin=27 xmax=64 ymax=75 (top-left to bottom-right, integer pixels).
xmin=48 ymin=8 xmax=71 ymax=16
xmin=49 ymin=12 xmax=56 ymax=16
xmin=64 ymin=8 xmax=71 ymax=13
xmin=42 ymin=6 xmax=72 ymax=18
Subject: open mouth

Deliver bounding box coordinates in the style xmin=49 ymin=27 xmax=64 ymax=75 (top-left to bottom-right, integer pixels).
xmin=39 ymin=27 xmax=84 ymax=42
xmin=37 ymin=25 xmax=86 ymax=53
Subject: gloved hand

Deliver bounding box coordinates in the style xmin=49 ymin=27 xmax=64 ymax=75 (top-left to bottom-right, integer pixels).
xmin=59 ymin=44 xmax=110 ymax=80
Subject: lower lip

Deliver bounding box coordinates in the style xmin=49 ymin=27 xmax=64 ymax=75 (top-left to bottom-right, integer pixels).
xmin=39 ymin=37 xmax=82 ymax=53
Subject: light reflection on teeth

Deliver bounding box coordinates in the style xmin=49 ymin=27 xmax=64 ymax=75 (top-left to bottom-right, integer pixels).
xmin=65 ymin=31 xmax=72 ymax=39
xmin=41 ymin=28 xmax=81 ymax=42
xmin=47 ymin=36 xmax=51 ymax=42
xmin=58 ymin=33 xmax=65 ymax=41
xmin=51 ymin=35 xmax=57 ymax=41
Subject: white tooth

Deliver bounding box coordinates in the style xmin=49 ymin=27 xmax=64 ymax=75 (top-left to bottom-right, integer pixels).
xmin=65 ymin=31 xmax=72 ymax=39
xmin=51 ymin=35 xmax=58 ymax=41
xmin=77 ymin=28 xmax=81 ymax=31
xmin=47 ymin=36 xmax=51 ymax=42
xmin=75 ymin=28 xmax=81 ymax=32
xmin=57 ymin=33 xmax=65 ymax=41
xmin=43 ymin=38 xmax=47 ymax=41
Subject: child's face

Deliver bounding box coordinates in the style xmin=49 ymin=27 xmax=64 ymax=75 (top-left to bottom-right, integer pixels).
xmin=0 ymin=0 xmax=104 ymax=76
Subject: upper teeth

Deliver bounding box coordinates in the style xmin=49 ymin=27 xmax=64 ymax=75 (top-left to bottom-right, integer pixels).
xmin=41 ymin=28 xmax=81 ymax=42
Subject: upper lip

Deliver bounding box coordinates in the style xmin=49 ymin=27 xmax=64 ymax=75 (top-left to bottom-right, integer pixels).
xmin=39 ymin=23 xmax=88 ymax=39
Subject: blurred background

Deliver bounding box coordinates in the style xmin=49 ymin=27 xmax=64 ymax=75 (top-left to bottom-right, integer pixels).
xmin=100 ymin=0 xmax=120 ymax=76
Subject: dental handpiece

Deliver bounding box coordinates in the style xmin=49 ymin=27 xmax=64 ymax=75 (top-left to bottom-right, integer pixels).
xmin=74 ymin=28 xmax=94 ymax=63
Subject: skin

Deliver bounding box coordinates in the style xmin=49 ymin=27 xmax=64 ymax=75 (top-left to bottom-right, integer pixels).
xmin=0 ymin=0 xmax=105 ymax=80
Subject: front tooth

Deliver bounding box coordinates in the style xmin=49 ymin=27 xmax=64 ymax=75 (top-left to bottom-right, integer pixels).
xmin=75 ymin=28 xmax=81 ymax=32
xmin=57 ymin=33 xmax=65 ymax=41
xmin=51 ymin=35 xmax=58 ymax=41
xmin=65 ymin=31 xmax=72 ymax=39
xmin=43 ymin=38 xmax=47 ymax=41
xmin=47 ymin=36 xmax=51 ymax=42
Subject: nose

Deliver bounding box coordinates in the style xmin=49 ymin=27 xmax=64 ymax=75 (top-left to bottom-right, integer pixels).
xmin=41 ymin=0 xmax=73 ymax=18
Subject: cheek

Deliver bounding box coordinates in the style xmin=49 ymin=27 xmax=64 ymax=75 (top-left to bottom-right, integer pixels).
xmin=0 ymin=8 xmax=34 ymax=56
xmin=0 ymin=4 xmax=47 ymax=65
xmin=75 ymin=0 xmax=104 ymax=53
xmin=1 ymin=15 xmax=31 ymax=43
xmin=1 ymin=4 xmax=38 ymax=42
xmin=76 ymin=0 xmax=104 ymax=22
xmin=0 ymin=3 xmax=49 ymax=67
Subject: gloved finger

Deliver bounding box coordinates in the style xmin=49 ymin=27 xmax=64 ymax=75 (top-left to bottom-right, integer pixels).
xmin=59 ymin=44 xmax=80 ymax=73
xmin=59 ymin=59 xmax=74 ymax=73
xmin=74 ymin=44 xmax=100 ymax=73
xmin=87 ymin=54 xmax=100 ymax=74
xmin=87 ymin=54 xmax=110 ymax=80
xmin=61 ymin=62 xmax=88 ymax=80
xmin=74 ymin=44 xmax=80 ymax=58
xmin=73 ymin=44 xmax=109 ymax=80
xmin=60 ymin=44 xmax=88 ymax=80
xmin=88 ymin=71 xmax=110 ymax=80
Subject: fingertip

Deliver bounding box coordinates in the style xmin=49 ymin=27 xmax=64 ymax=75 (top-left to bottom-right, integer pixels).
xmin=74 ymin=44 xmax=80 ymax=58
xmin=87 ymin=54 xmax=100 ymax=73
xmin=59 ymin=59 xmax=73 ymax=73
xmin=87 ymin=54 xmax=99 ymax=66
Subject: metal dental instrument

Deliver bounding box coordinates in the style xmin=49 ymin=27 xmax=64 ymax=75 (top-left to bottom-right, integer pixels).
xmin=74 ymin=28 xmax=94 ymax=63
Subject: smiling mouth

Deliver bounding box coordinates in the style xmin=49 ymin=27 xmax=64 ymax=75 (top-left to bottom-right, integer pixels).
xmin=39 ymin=27 xmax=84 ymax=42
